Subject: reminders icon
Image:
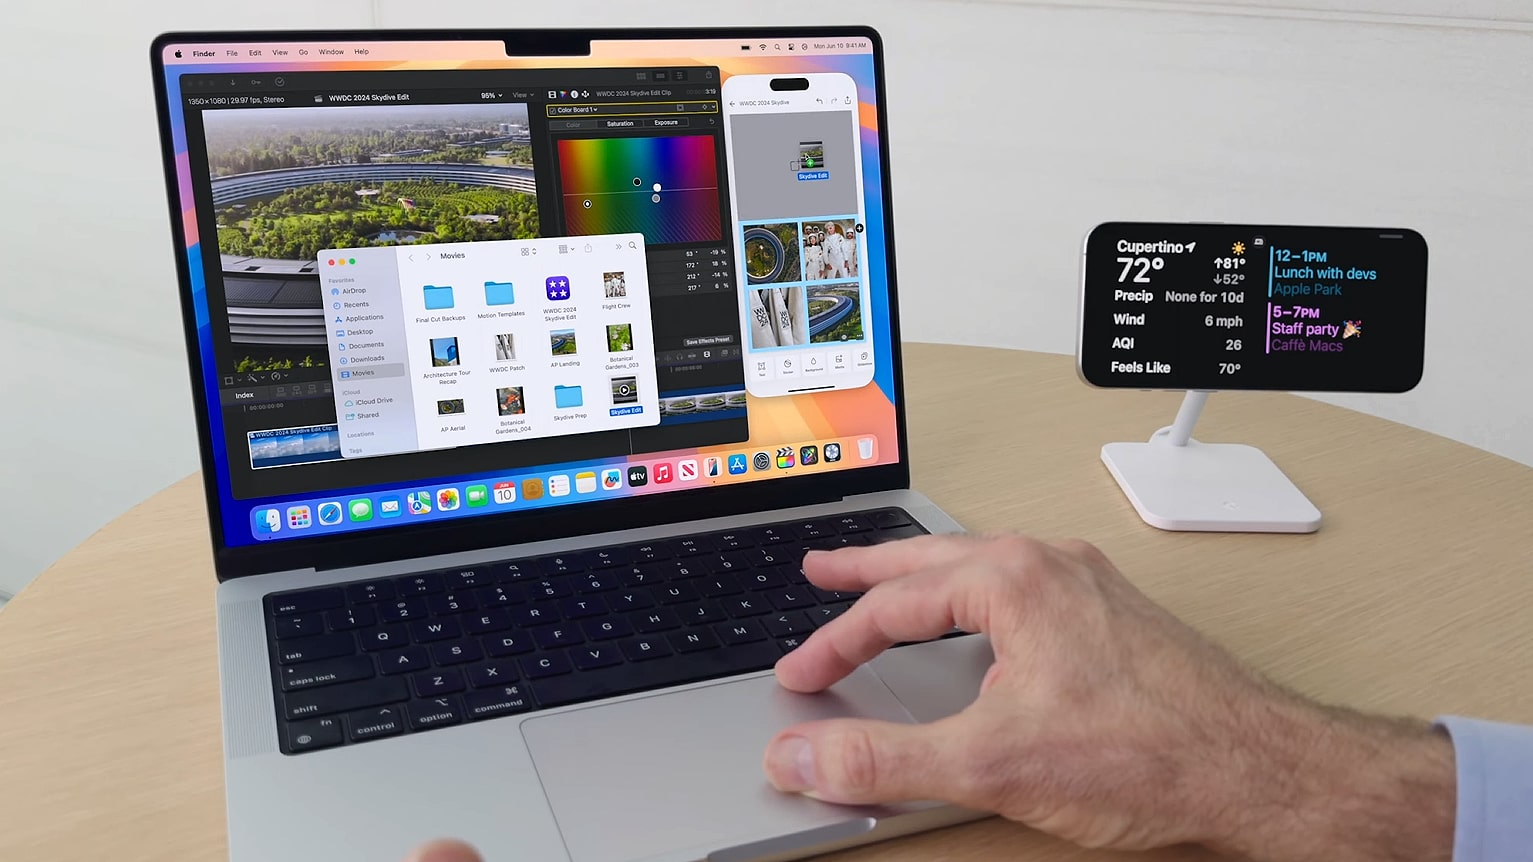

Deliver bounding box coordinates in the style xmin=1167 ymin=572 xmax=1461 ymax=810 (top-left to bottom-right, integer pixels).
xmin=484 ymin=281 xmax=515 ymax=306
xmin=423 ymin=285 xmax=455 ymax=310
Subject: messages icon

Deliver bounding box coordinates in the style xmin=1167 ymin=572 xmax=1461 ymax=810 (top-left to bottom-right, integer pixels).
xmin=423 ymin=285 xmax=455 ymax=310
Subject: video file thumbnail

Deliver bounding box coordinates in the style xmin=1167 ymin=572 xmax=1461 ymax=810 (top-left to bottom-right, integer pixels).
xmin=808 ymin=284 xmax=864 ymax=343
xmin=748 ymin=287 xmax=808 ymax=348
xmin=742 ymin=223 xmax=802 ymax=285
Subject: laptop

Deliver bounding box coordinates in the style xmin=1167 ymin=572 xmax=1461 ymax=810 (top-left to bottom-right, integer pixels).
xmin=150 ymin=27 xmax=992 ymax=862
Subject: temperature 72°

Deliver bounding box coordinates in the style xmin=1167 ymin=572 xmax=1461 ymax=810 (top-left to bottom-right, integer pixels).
xmin=1117 ymin=256 xmax=1166 ymax=283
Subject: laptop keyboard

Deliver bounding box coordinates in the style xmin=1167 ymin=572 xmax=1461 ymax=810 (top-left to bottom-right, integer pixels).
xmin=265 ymin=508 xmax=929 ymax=754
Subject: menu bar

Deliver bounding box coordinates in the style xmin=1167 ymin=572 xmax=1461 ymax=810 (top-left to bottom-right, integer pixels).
xmin=162 ymin=37 xmax=875 ymax=65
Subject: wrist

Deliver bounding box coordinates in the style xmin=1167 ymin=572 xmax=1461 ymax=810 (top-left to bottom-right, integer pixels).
xmin=1206 ymin=691 xmax=1456 ymax=862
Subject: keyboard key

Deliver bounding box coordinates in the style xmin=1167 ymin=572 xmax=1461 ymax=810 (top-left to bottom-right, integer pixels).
xmin=704 ymin=553 xmax=750 ymax=575
xmin=626 ymin=541 xmax=673 ymax=562
xmin=871 ymin=509 xmax=913 ymax=529
xmin=633 ymin=608 xmax=681 ymax=633
xmin=376 ymin=646 xmax=430 ymax=674
xmin=535 ymin=554 xmax=587 ymax=576
xmin=408 ymin=618 xmax=462 ymax=643
xmin=778 ymin=636 xmax=808 ymax=654
xmin=765 ymin=589 xmax=816 ymax=611
xmin=698 ymin=575 xmax=743 ymax=598
xmin=723 ymin=596 xmax=770 ymax=618
xmin=742 ymin=569 xmax=786 ymax=590
xmin=270 ymin=588 xmax=343 ymax=616
xmin=413 ymin=668 xmax=466 ymax=697
xmin=498 ymin=560 xmax=542 ymax=581
xmin=669 ymin=627 xmax=721 ymax=653
xmin=427 ymin=592 xmax=477 ymax=615
xmin=326 ymin=606 xmax=376 ymax=631
xmin=765 ymin=612 xmax=812 ymax=638
xmin=620 ymin=565 xmax=662 ymax=588
xmin=673 ymin=536 xmax=713 ymax=556
xmin=283 ymin=677 xmax=407 ymax=720
xmin=379 ymin=597 xmax=429 ymax=623
xmin=810 ymin=586 xmax=861 ymax=604
xmin=520 ymin=652 xmax=573 ymax=679
xmin=464 ymin=609 xmax=513 ymax=635
xmin=345 ymin=581 xmax=394 ymax=604
xmin=531 ymin=625 xmax=583 ymax=649
xmin=810 ymin=602 xmax=854 ymax=625
xmin=277 ymin=633 xmax=355 ymax=665
xmin=285 ymin=716 xmax=343 ymax=752
xmin=533 ymin=642 xmax=780 ymax=708
xmin=662 ymin=560 xmax=707 ymax=580
xmin=677 ymin=601 xmax=727 ymax=625
xmin=609 ymin=591 xmax=655 ymax=611
xmin=707 ymin=531 xmax=755 ymax=551
xmin=281 ymin=655 xmax=374 ymax=692
xmin=746 ymin=548 xmax=790 ymax=568
xmin=511 ymin=602 xmax=560 ymax=627
xmin=560 ymin=596 xmax=607 ymax=619
xmin=576 ymin=573 xmax=619 ymax=594
xmin=467 ymin=661 xmax=519 ymax=688
xmin=571 ymin=644 xmax=624 ymax=671
xmin=476 ymin=585 xmax=524 ymax=608
xmin=409 ymin=695 xmax=464 ymax=731
xmin=582 ymin=617 xmax=633 ymax=641
xmin=716 ymin=620 xmax=768 ymax=645
xmin=463 ymin=684 xmax=536 ymax=720
xmin=273 ymin=614 xmax=323 ymax=640
xmin=395 ymin=572 xmax=444 ymax=596
xmin=527 ymin=578 xmax=574 ymax=601
xmin=619 ymin=636 xmax=673 ymax=662
xmin=359 ymin=625 xmax=410 ymax=652
xmin=432 ymin=640 xmax=484 ymax=666
xmin=655 ymin=583 xmax=699 ymax=605
xmin=441 ymin=568 xmax=490 ymax=590
xmin=589 ymin=548 xmax=630 ymax=568
xmin=831 ymin=515 xmax=874 ymax=534
xmin=870 ymin=525 xmax=929 ymax=543
xmin=751 ymin=526 xmax=793 ymax=545
xmin=792 ymin=520 xmax=834 ymax=539
xmin=346 ymin=705 xmax=406 ymax=742
xmin=482 ymin=633 xmax=534 ymax=657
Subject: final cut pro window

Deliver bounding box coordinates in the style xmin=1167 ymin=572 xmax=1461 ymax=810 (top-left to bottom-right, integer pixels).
xmin=179 ymin=65 xmax=745 ymax=501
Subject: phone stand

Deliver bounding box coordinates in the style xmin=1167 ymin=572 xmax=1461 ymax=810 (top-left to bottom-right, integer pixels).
xmin=1101 ymin=391 xmax=1321 ymax=533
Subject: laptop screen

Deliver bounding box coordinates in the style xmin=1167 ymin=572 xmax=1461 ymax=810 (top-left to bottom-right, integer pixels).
xmin=156 ymin=32 xmax=900 ymax=554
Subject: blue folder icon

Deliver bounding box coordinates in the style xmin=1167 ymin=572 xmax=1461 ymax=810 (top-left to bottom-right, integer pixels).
xmin=554 ymin=385 xmax=584 ymax=409
xmin=484 ymin=281 xmax=515 ymax=306
xmin=423 ymin=285 xmax=454 ymax=310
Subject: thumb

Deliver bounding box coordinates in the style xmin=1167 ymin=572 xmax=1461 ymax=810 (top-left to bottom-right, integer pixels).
xmin=763 ymin=717 xmax=963 ymax=805
xmin=403 ymin=839 xmax=482 ymax=862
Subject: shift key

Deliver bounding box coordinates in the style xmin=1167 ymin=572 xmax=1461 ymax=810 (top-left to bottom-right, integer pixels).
xmin=283 ymin=677 xmax=408 ymax=720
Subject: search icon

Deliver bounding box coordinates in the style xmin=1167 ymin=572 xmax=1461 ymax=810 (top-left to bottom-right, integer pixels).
xmin=628 ymin=241 xmax=638 ymax=249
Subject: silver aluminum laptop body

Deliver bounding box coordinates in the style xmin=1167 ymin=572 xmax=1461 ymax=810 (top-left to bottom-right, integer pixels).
xmin=153 ymin=27 xmax=991 ymax=862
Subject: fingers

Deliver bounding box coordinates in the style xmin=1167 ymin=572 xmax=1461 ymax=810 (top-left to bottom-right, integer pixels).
xmin=762 ymin=714 xmax=972 ymax=806
xmin=775 ymin=564 xmax=990 ymax=692
xmin=403 ymin=839 xmax=482 ymax=862
xmin=801 ymin=533 xmax=977 ymax=591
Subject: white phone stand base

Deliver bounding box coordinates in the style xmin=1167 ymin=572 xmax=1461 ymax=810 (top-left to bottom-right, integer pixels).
xmin=1102 ymin=392 xmax=1321 ymax=534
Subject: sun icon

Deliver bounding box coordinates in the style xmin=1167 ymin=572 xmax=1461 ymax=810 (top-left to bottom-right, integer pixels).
xmin=1231 ymin=241 xmax=1247 ymax=255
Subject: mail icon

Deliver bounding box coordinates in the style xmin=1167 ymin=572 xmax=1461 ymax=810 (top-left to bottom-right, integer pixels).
xmin=484 ymin=281 xmax=515 ymax=306
xmin=423 ymin=285 xmax=455 ymax=310
xmin=554 ymin=385 xmax=584 ymax=409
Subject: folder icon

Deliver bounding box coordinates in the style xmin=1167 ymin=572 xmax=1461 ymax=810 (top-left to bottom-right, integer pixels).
xmin=554 ymin=385 xmax=584 ymax=409
xmin=484 ymin=281 xmax=515 ymax=306
xmin=423 ymin=285 xmax=454 ymax=310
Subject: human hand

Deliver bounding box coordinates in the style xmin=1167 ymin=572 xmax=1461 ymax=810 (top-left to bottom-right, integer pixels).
xmin=763 ymin=534 xmax=1455 ymax=862
xmin=403 ymin=839 xmax=481 ymax=862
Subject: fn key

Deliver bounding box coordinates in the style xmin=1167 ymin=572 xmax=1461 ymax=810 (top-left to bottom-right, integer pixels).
xmin=286 ymin=716 xmax=343 ymax=752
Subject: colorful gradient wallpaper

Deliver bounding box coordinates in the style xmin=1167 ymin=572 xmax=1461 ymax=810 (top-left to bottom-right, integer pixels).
xmin=558 ymin=135 xmax=722 ymax=244
xmin=160 ymin=38 xmax=900 ymax=549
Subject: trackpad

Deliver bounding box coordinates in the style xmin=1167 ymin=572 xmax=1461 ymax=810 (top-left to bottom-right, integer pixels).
xmin=521 ymin=667 xmax=914 ymax=862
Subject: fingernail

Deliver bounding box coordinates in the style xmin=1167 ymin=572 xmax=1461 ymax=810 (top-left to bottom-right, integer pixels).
xmin=768 ymin=736 xmax=817 ymax=791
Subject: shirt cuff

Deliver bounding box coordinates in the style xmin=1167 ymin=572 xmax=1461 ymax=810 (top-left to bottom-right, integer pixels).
xmin=1435 ymin=715 xmax=1533 ymax=862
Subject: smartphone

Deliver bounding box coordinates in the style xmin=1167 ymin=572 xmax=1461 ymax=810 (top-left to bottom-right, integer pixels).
xmin=722 ymin=72 xmax=875 ymax=397
xmin=1078 ymin=223 xmax=1428 ymax=392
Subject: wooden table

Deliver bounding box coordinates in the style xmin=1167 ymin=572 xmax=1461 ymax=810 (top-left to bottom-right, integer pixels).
xmin=3 ymin=344 xmax=1532 ymax=862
